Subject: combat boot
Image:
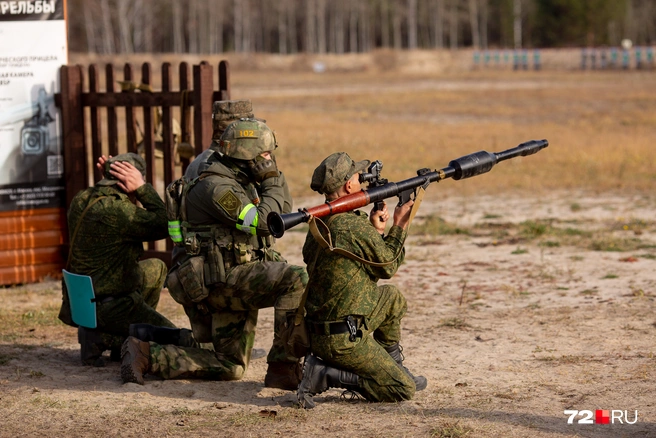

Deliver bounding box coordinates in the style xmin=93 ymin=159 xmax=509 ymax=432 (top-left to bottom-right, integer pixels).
xmin=120 ymin=336 xmax=151 ymax=385
xmin=264 ymin=360 xmax=303 ymax=390
xmin=78 ymin=327 xmax=107 ymax=367
xmin=129 ymin=323 xmax=197 ymax=347
xmin=384 ymin=343 xmax=427 ymax=391
xmin=297 ymin=354 xmax=361 ymax=409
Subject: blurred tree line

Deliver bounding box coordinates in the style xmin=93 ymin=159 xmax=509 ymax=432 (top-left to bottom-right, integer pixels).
xmin=67 ymin=0 xmax=656 ymax=54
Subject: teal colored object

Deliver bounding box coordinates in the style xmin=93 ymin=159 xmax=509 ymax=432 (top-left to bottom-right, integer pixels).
xmin=62 ymin=270 xmax=97 ymax=329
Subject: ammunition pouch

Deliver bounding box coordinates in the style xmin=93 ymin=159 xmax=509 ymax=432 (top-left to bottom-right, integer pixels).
xmin=170 ymin=224 xmax=274 ymax=307
xmin=167 ymin=255 xmax=209 ymax=306
xmin=204 ymin=240 xmax=226 ymax=285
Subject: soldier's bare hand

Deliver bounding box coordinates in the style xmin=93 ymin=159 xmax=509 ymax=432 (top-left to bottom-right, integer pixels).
xmin=110 ymin=161 xmax=145 ymax=193
xmin=370 ymin=202 xmax=389 ymax=234
xmin=95 ymin=155 xmax=113 ymax=178
xmin=393 ymin=199 xmax=414 ymax=230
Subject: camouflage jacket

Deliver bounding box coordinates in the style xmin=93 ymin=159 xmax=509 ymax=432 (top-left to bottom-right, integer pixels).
xmin=184 ymin=154 xmax=292 ymax=233
xmin=302 ymin=210 xmax=407 ymax=321
xmin=67 ymin=184 xmax=168 ymax=297
xmin=173 ymin=154 xmax=292 ymax=264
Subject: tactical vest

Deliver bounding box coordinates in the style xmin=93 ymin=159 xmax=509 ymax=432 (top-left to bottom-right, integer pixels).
xmin=165 ymin=171 xmax=274 ymax=285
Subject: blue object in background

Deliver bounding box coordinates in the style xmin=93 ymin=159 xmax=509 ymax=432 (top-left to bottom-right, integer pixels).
xmin=62 ymin=269 xmax=98 ymax=329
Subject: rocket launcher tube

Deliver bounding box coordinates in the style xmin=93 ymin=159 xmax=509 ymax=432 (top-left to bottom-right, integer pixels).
xmin=267 ymin=139 xmax=548 ymax=238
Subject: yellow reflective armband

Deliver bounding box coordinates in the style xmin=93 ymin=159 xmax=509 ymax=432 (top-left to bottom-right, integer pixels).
xmin=236 ymin=203 xmax=258 ymax=235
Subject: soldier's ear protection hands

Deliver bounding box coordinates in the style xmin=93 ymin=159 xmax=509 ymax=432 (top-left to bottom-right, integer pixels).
xmin=249 ymin=154 xmax=279 ymax=182
xmin=104 ymin=161 xmax=118 ymax=181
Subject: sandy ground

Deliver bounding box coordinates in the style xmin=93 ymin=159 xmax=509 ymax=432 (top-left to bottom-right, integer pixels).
xmin=1 ymin=192 xmax=655 ymax=437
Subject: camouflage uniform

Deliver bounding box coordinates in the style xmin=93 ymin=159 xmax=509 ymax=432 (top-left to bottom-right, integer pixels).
xmin=145 ymin=119 xmax=307 ymax=381
xmin=302 ymin=211 xmax=415 ymax=402
xmin=59 ymin=154 xmax=176 ymax=350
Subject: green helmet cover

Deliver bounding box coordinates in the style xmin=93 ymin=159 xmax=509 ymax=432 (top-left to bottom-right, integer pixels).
xmin=219 ymin=118 xmax=277 ymax=160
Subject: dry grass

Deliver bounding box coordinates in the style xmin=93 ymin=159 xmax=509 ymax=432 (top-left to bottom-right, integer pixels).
xmin=70 ymin=52 xmax=656 ymax=200
xmin=245 ymin=69 xmax=656 ymax=199
xmin=7 ymin=52 xmax=651 ymax=438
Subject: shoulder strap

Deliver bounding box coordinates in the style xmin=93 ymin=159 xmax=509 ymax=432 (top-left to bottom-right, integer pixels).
xmin=181 ymin=170 xmax=228 ymax=222
xmin=307 ymin=186 xmax=426 ymax=267
xmin=293 ymin=188 xmax=426 ymax=326
xmin=308 ymin=215 xmax=400 ymax=267
xmin=66 ymin=195 xmax=108 ymax=270
xmin=291 ymin=215 xmax=338 ymax=326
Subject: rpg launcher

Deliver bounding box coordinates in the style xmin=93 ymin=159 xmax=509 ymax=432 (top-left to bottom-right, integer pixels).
xmin=267 ymin=139 xmax=549 ymax=238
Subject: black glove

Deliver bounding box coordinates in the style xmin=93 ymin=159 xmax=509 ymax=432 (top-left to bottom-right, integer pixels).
xmin=249 ymin=156 xmax=279 ymax=182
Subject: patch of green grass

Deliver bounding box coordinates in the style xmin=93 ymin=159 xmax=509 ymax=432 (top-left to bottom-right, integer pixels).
xmin=414 ymin=215 xmax=470 ymax=236
xmin=602 ymin=274 xmax=619 ymax=279
xmin=590 ymin=236 xmax=644 ymax=252
xmin=610 ymin=218 xmax=651 ymax=232
xmin=540 ymin=240 xmax=560 ymax=247
xmin=171 ymin=406 xmax=201 ymax=416
xmin=520 ymin=220 xmax=550 ymax=239
xmin=430 ymin=420 xmax=473 ymax=438
xmin=511 ymin=247 xmax=528 ymax=255
xmin=438 ymin=317 xmax=470 ymax=330
xmin=533 ymin=346 xmax=555 ymax=353
xmin=482 ymin=213 xmax=502 ymax=219
xmin=0 ymin=306 xmax=63 ymax=334
xmin=30 ymin=396 xmax=67 ymax=409
xmin=536 ymin=355 xmax=588 ymax=364
xmin=639 ymin=253 xmax=656 ymax=260
xmin=562 ymin=227 xmax=591 ymax=237
xmin=570 ymin=203 xmax=582 ymax=212
xmin=579 ymin=289 xmax=597 ymax=296
xmin=228 ymin=412 xmax=269 ymax=427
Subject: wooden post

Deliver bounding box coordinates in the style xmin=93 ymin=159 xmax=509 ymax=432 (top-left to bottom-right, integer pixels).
xmin=106 ymin=63 xmax=119 ymax=157
xmin=179 ymin=62 xmax=191 ymax=175
xmin=193 ymin=62 xmax=213 ymax=156
xmin=161 ymin=62 xmax=174 ymax=252
xmin=60 ymin=65 xmax=87 ymax=207
xmin=218 ymin=60 xmax=231 ymax=101
xmin=141 ymin=62 xmax=155 ymax=186
xmin=88 ymin=64 xmax=102 ymax=182
xmin=212 ymin=60 xmax=231 ymax=102
xmin=123 ymin=63 xmax=138 ymax=153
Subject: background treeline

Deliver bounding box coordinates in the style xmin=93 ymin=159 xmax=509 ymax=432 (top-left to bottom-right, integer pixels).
xmin=68 ymin=0 xmax=656 ymax=54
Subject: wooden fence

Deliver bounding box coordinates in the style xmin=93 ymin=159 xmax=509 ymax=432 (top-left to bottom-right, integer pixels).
xmin=0 ymin=60 xmax=230 ymax=285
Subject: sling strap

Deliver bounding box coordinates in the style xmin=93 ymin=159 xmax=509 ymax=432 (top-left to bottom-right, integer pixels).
xmin=291 ymin=187 xmax=426 ymax=328
xmin=307 ymin=186 xmax=426 ymax=267
xmin=289 ymin=215 xmax=336 ymax=328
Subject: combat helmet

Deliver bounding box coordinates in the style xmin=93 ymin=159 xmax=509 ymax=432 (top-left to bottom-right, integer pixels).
xmin=218 ymin=118 xmax=277 ymax=161
xmin=211 ymin=99 xmax=254 ymax=141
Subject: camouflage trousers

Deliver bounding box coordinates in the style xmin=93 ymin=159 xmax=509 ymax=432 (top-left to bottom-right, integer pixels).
xmin=310 ymin=284 xmax=415 ymax=402
xmin=149 ymin=260 xmax=307 ymax=380
xmin=95 ymin=259 xmax=176 ymax=347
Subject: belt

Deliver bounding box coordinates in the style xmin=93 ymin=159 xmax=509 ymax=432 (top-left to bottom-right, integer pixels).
xmin=308 ymin=321 xmax=351 ymax=335
xmin=93 ymin=294 xmax=129 ymax=304
xmin=308 ymin=316 xmax=363 ymax=341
